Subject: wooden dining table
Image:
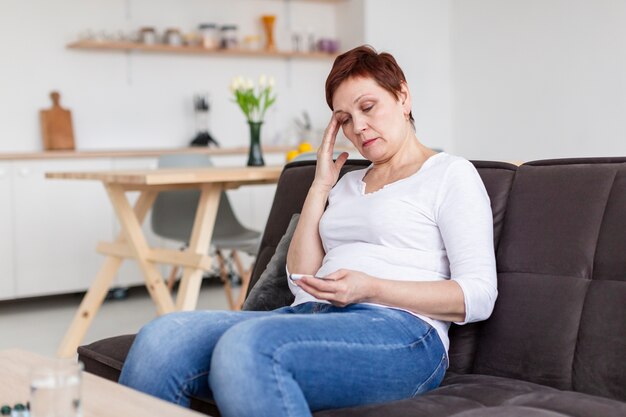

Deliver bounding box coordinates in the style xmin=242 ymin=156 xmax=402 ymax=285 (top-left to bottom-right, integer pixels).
xmin=46 ymin=165 xmax=283 ymax=358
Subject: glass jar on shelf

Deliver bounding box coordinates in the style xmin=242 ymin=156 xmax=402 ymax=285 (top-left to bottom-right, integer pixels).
xmin=220 ymin=25 xmax=238 ymax=49
xmin=164 ymin=28 xmax=183 ymax=46
xmin=138 ymin=27 xmax=157 ymax=44
xmin=198 ymin=23 xmax=218 ymax=49
xmin=242 ymin=35 xmax=261 ymax=50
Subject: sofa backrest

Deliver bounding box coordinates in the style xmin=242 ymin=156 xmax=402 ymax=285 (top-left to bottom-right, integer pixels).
xmin=472 ymin=157 xmax=626 ymax=402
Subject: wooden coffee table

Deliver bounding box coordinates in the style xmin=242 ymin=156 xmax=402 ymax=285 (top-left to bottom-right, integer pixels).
xmin=0 ymin=349 xmax=206 ymax=417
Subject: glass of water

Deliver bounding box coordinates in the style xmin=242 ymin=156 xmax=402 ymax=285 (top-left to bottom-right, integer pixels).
xmin=30 ymin=359 xmax=83 ymax=417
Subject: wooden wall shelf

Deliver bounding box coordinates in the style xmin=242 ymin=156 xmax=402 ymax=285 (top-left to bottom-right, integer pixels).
xmin=67 ymin=40 xmax=338 ymax=60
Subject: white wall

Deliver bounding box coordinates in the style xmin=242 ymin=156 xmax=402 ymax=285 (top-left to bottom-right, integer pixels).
xmin=451 ymin=0 xmax=626 ymax=161
xmin=363 ymin=0 xmax=453 ymax=153
xmin=336 ymin=0 xmax=365 ymax=52
xmin=0 ymin=0 xmax=339 ymax=152
xmin=363 ymin=0 xmax=626 ymax=161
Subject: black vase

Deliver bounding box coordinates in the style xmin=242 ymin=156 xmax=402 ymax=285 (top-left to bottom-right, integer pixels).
xmin=247 ymin=121 xmax=265 ymax=166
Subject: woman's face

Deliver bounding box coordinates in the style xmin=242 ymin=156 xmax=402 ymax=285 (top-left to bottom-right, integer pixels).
xmin=332 ymin=76 xmax=411 ymax=162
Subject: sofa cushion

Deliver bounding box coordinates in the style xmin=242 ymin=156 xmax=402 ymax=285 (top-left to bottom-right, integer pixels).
xmin=471 ymin=161 xmax=518 ymax=249
xmin=312 ymin=374 xmax=626 ymax=417
xmin=77 ymin=334 xmax=135 ymax=382
xmin=242 ymin=213 xmax=299 ymax=311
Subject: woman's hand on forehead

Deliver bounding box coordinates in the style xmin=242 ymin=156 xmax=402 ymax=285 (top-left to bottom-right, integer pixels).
xmin=311 ymin=115 xmax=348 ymax=191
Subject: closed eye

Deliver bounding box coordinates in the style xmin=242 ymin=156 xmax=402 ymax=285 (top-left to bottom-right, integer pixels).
xmin=363 ymin=105 xmax=373 ymax=113
xmin=340 ymin=116 xmax=352 ymax=125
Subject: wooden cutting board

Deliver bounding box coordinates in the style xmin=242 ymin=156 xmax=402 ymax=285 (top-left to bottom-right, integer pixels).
xmin=40 ymin=91 xmax=75 ymax=150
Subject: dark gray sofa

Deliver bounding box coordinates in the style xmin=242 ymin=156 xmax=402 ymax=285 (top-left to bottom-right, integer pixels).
xmin=78 ymin=157 xmax=626 ymax=416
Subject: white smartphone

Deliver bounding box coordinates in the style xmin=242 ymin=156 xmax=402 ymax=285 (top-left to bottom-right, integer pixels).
xmin=289 ymin=273 xmax=329 ymax=281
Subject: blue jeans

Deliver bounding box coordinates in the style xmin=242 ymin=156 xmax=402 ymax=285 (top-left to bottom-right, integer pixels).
xmin=119 ymin=302 xmax=447 ymax=417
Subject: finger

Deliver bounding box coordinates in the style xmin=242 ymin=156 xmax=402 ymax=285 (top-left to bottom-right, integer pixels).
xmin=333 ymin=151 xmax=349 ymax=171
xmin=296 ymin=280 xmax=336 ymax=300
xmin=320 ymin=116 xmax=340 ymax=153
xmin=321 ymin=114 xmax=336 ymax=144
xmin=325 ymin=112 xmax=339 ymax=134
xmin=323 ymin=269 xmax=347 ymax=280
xmin=299 ymin=276 xmax=337 ymax=292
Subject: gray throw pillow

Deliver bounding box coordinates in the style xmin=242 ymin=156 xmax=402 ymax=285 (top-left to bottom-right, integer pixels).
xmin=242 ymin=213 xmax=299 ymax=311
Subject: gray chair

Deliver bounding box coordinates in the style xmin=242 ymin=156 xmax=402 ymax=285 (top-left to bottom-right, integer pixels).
xmin=151 ymin=154 xmax=261 ymax=310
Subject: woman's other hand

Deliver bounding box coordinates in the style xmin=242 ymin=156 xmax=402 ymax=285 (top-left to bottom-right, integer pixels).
xmin=296 ymin=269 xmax=376 ymax=307
xmin=296 ymin=270 xmax=467 ymax=322
xmin=312 ymin=115 xmax=349 ymax=191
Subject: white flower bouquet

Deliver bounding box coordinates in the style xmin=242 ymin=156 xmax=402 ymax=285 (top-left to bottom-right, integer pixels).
xmin=229 ymin=74 xmax=277 ymax=123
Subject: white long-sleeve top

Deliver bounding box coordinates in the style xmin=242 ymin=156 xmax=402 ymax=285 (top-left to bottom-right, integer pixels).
xmin=288 ymin=152 xmax=498 ymax=352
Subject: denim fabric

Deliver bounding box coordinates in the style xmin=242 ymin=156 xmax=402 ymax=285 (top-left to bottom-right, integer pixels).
xmin=119 ymin=302 xmax=447 ymax=417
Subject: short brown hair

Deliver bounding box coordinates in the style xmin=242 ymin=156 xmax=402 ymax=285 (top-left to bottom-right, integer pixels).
xmin=325 ymin=45 xmax=414 ymax=126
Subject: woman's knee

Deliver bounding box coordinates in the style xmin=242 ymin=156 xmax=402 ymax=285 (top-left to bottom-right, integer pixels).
xmin=127 ymin=310 xmax=265 ymax=374
xmin=138 ymin=312 xmax=187 ymax=343
xmin=134 ymin=310 xmax=235 ymax=348
xmin=125 ymin=312 xmax=189 ymax=368
xmin=210 ymin=318 xmax=278 ymax=378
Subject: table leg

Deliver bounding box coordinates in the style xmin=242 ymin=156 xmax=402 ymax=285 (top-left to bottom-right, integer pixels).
xmin=56 ymin=191 xmax=157 ymax=358
xmin=176 ymin=184 xmax=221 ymax=310
xmin=106 ymin=185 xmax=175 ymax=315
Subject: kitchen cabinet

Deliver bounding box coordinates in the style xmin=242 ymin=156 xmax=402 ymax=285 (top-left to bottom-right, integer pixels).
xmin=0 ymin=162 xmax=15 ymax=300
xmin=12 ymin=159 xmax=114 ymax=297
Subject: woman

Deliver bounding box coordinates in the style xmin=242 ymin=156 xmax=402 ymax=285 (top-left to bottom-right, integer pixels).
xmin=119 ymin=45 xmax=497 ymax=417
